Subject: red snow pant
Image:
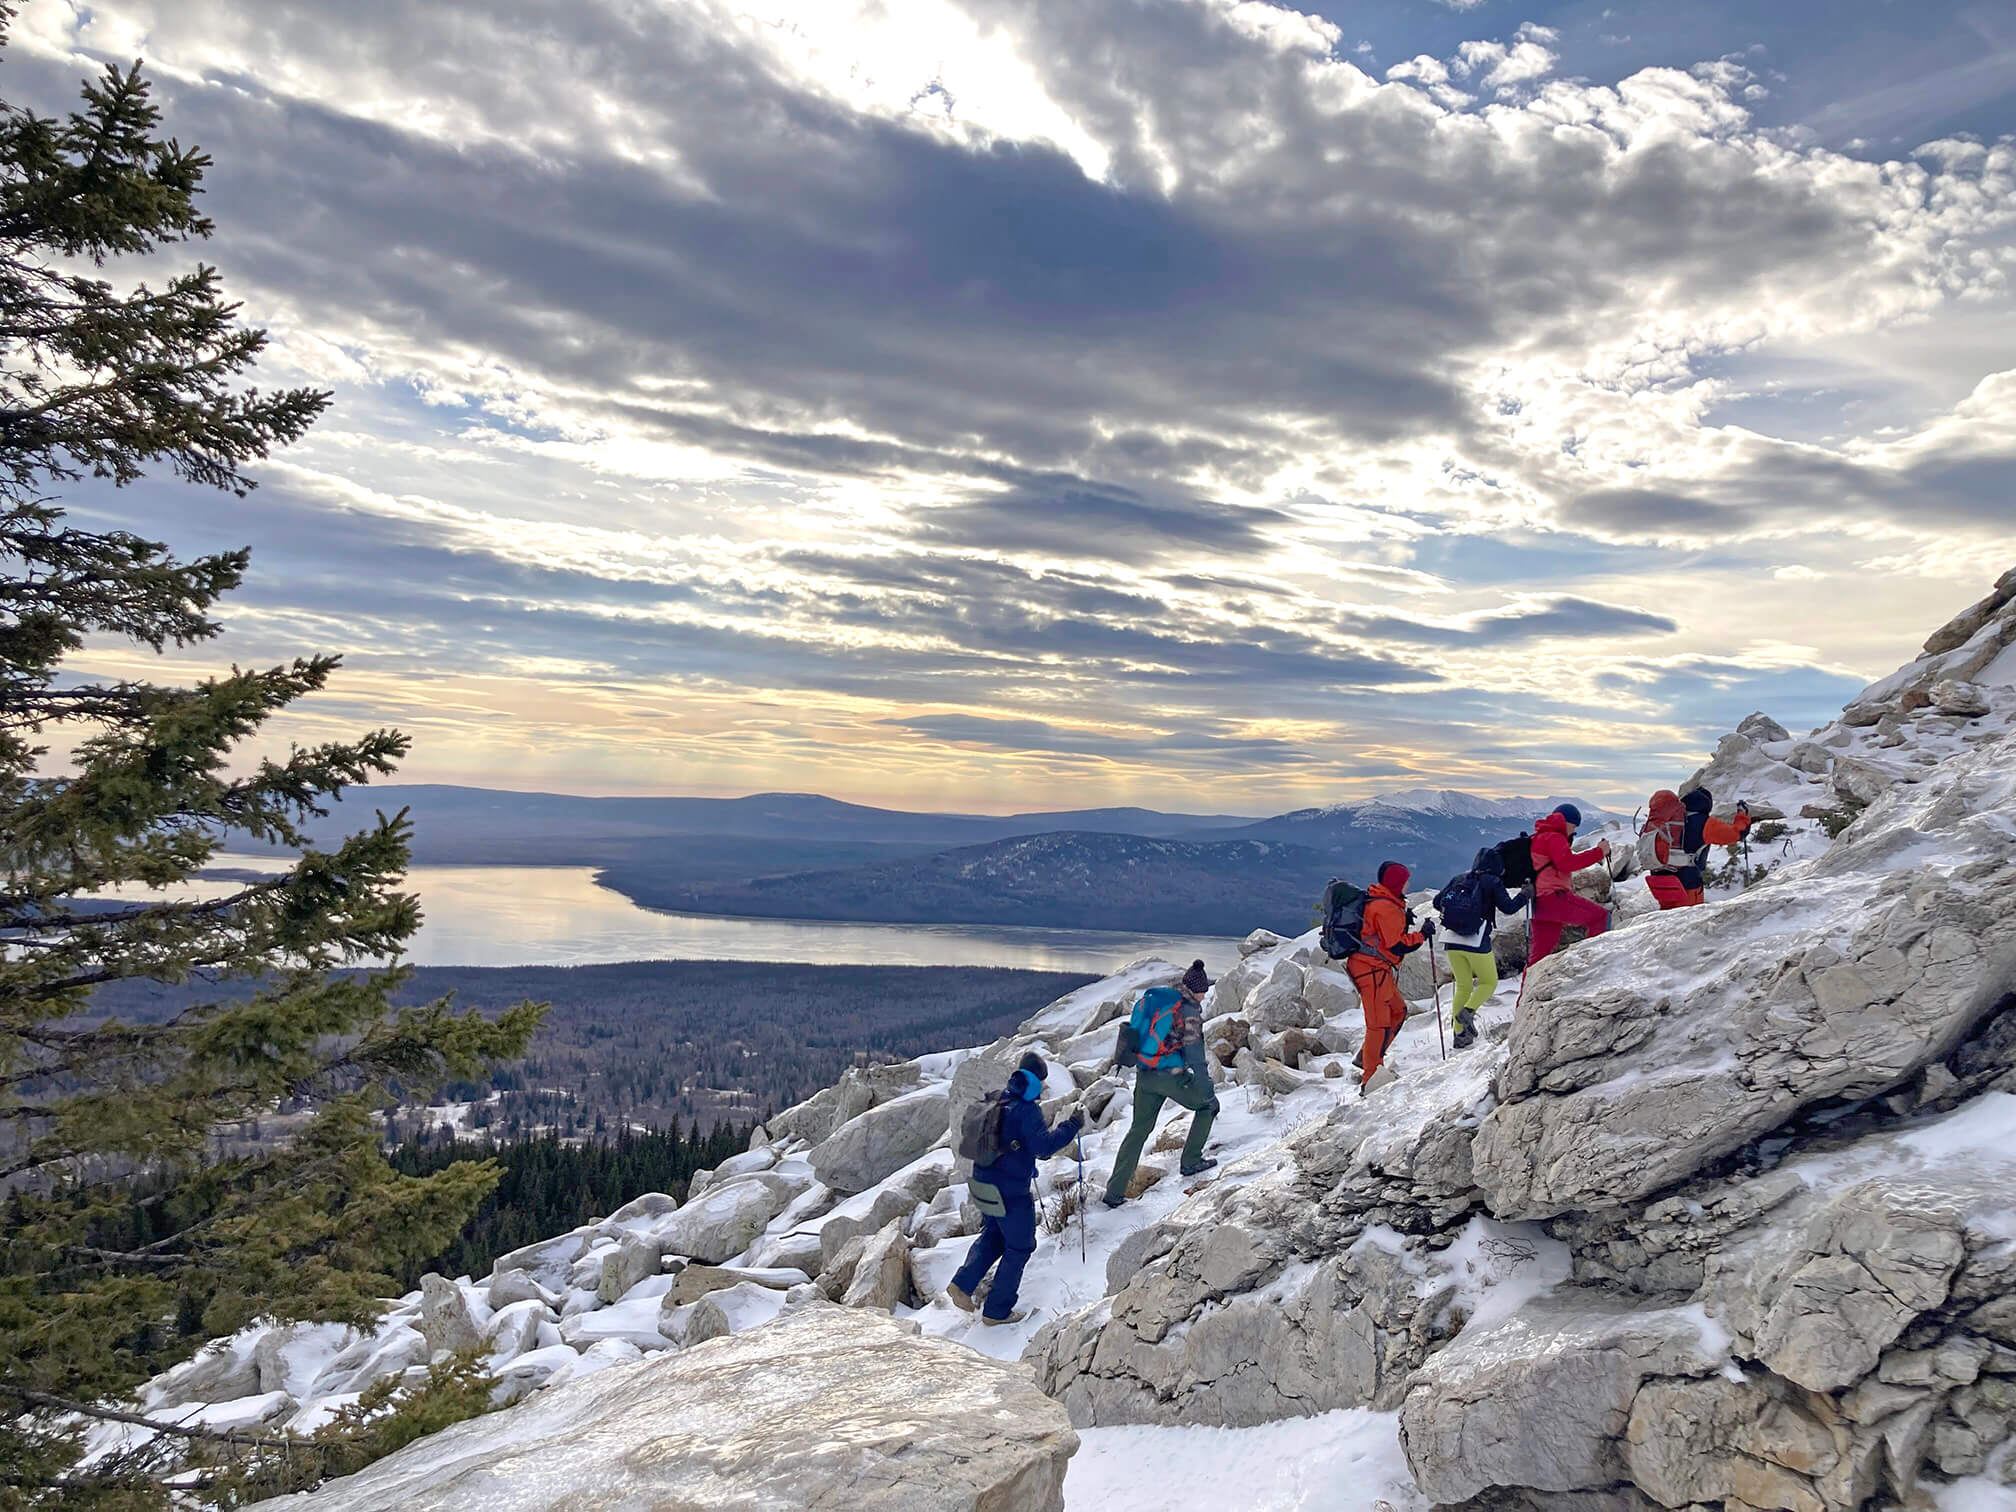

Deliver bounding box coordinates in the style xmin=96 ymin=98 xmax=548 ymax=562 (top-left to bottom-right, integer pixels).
xmin=1347 ymin=959 xmax=1406 ymax=1086
xmin=1647 ymin=873 xmax=1705 ymax=910
xmin=1529 ymin=891 xmax=1610 ymax=964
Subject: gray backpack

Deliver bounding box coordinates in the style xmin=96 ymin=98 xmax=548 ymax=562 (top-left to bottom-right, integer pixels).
xmin=955 ymin=1092 xmax=1008 ymax=1166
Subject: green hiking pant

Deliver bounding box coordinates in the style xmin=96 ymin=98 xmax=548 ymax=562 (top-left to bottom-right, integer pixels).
xmin=1448 ymin=947 xmax=1497 ymax=1031
xmin=1105 ymin=1066 xmax=1219 ymax=1202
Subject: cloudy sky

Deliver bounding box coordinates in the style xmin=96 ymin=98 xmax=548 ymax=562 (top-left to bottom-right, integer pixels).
xmin=12 ymin=0 xmax=2015 ymax=813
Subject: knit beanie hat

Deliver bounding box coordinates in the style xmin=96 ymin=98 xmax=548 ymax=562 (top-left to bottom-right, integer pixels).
xmin=1552 ymin=803 xmax=1583 ymax=827
xmin=1181 ymin=960 xmax=1211 ymax=996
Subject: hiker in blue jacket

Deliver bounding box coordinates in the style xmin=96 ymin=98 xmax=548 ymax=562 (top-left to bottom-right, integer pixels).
xmin=1101 ymin=960 xmax=1219 ymax=1209
xmin=1435 ymin=847 xmax=1529 ymax=1050
xmin=946 ymin=1052 xmax=1082 ymax=1326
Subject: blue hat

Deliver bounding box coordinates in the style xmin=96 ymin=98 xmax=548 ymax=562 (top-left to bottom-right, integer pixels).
xmin=1552 ymin=803 xmax=1582 ymax=827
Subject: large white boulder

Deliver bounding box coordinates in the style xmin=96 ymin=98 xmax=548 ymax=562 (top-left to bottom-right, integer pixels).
xmin=271 ymin=1307 xmax=1078 ymax=1511
xmin=488 ymin=1232 xmax=591 ymax=1294
xmin=650 ymin=1177 xmax=794 ymax=1265
xmin=809 ymin=1082 xmax=952 ymax=1195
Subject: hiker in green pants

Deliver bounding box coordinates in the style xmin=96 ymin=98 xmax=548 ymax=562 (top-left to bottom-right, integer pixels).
xmin=1104 ymin=961 xmax=1219 ymax=1207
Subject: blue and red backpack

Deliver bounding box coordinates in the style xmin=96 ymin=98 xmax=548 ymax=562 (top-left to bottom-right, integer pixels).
xmin=1117 ymin=986 xmax=1187 ymax=1072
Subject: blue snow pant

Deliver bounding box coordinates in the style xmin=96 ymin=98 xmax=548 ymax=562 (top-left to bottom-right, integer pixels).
xmin=951 ymin=1188 xmax=1037 ymax=1320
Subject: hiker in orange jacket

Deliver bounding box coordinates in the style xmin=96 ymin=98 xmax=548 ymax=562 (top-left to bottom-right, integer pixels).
xmin=1528 ymin=804 xmax=1610 ymax=964
xmin=1643 ymin=787 xmax=1753 ymax=909
xmin=1346 ymin=860 xmax=1431 ymax=1095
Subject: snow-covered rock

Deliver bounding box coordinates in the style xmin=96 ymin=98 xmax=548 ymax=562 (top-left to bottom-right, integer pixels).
xmin=683 ymin=1280 xmax=790 ymax=1345
xmin=488 ymin=1231 xmax=590 ymax=1294
xmin=274 ymin=1309 xmax=1077 ymax=1511
xmin=809 ymin=1082 xmax=952 ymax=1195
xmin=648 ymin=1175 xmax=794 ymax=1264
xmin=594 ymin=1235 xmax=662 ymax=1303
xmin=1470 ymin=742 xmax=2016 ymax=1219
xmin=667 ymin=1263 xmax=810 ymax=1307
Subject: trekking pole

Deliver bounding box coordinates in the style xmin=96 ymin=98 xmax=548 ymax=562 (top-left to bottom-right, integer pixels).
xmin=1430 ymin=940 xmax=1447 ymax=1061
xmin=1074 ymin=1135 xmax=1087 ymax=1264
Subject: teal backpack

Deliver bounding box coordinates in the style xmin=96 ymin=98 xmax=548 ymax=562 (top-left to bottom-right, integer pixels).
xmin=1121 ymin=986 xmax=1186 ymax=1071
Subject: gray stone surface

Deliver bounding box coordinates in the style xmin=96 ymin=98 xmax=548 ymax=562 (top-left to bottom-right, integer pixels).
xmin=652 ymin=1176 xmax=795 ymax=1264
xmin=1471 ymin=745 xmax=2016 ymax=1220
xmin=1398 ymin=1298 xmax=1724 ymax=1506
xmin=596 ymin=1236 xmax=663 ymax=1304
xmin=274 ymin=1308 xmax=1078 ymax=1512
xmin=840 ymin=1218 xmax=912 ymax=1311
xmin=489 ymin=1232 xmax=590 ymax=1294
xmin=420 ymin=1273 xmax=483 ymax=1357
xmin=811 ymin=1082 xmax=952 ymax=1195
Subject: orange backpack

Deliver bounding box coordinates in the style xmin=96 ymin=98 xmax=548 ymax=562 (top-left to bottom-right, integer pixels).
xmin=1637 ymin=790 xmax=1686 ymax=872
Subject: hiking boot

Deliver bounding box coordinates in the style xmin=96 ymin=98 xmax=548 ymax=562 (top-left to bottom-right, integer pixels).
xmin=944 ymin=1282 xmax=977 ymax=1314
xmin=1101 ymin=1193 xmax=1127 ymax=1209
xmin=981 ymin=1310 xmax=1027 ymax=1327
xmin=1452 ymin=1025 xmax=1477 ymax=1051
xmin=1179 ymin=1156 xmax=1218 ymax=1177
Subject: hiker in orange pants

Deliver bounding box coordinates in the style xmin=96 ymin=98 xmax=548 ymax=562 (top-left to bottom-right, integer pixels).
xmin=1346 ymin=860 xmax=1430 ymax=1095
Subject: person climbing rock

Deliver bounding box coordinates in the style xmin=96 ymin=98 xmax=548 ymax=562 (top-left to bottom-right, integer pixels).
xmin=1528 ymin=804 xmax=1610 ymax=965
xmin=1346 ymin=860 xmax=1431 ymax=1094
xmin=1102 ymin=962 xmax=1219 ymax=1208
xmin=1432 ymin=847 xmax=1528 ymax=1050
xmin=1640 ymin=786 xmax=1753 ymax=909
xmin=946 ymin=1052 xmax=1082 ymax=1326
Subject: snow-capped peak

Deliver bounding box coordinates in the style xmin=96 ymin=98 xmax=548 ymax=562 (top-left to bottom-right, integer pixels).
xmin=1361 ymin=789 xmax=1614 ymax=824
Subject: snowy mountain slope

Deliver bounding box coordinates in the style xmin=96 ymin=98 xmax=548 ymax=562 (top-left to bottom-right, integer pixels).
xmin=1363 ymin=789 xmax=1619 ymax=824
xmin=88 ymin=565 xmax=2016 ymax=1511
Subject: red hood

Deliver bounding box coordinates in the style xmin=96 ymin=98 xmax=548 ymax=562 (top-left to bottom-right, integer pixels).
xmin=1535 ymin=812 xmax=1572 ymax=839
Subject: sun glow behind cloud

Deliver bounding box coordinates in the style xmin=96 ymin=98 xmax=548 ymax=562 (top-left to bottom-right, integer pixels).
xmin=12 ymin=0 xmax=2015 ymax=810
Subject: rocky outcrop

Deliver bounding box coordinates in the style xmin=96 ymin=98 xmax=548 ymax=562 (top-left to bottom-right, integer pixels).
xmin=1398 ymin=1299 xmax=1727 ymax=1506
xmin=1470 ymin=744 xmax=2016 ymax=1219
xmin=810 ymin=1083 xmax=952 ymax=1194
xmin=274 ymin=1308 xmax=1078 ymax=1511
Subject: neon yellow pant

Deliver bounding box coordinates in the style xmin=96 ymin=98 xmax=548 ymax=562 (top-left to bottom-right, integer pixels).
xmin=1447 ymin=948 xmax=1498 ymax=1029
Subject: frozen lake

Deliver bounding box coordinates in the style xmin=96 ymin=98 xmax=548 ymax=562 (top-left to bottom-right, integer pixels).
xmin=183 ymin=859 xmax=1247 ymax=976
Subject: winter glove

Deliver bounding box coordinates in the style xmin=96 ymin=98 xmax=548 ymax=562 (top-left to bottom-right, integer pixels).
xmin=1421 ymin=918 xmax=1437 ymax=940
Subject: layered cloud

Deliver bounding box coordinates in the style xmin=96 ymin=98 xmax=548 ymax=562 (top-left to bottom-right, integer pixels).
xmin=10 ymin=0 xmax=2013 ymax=809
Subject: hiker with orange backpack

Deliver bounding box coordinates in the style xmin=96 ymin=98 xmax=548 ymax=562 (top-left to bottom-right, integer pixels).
xmin=1527 ymin=804 xmax=1610 ymax=965
xmin=1346 ymin=861 xmax=1433 ymax=1095
xmin=1639 ymin=786 xmax=1753 ymax=908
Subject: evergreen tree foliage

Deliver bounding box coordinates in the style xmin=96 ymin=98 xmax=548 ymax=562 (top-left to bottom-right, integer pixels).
xmin=384 ymin=1121 xmax=751 ymax=1286
xmin=0 ymin=17 xmax=542 ymax=1502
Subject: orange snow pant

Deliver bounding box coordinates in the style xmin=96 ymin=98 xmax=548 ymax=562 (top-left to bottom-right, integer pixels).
xmin=1647 ymin=873 xmax=1706 ymax=910
xmin=1347 ymin=959 xmax=1406 ymax=1086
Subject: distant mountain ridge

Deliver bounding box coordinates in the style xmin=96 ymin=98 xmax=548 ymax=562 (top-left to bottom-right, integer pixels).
xmin=284 ymin=783 xmax=1610 ymax=935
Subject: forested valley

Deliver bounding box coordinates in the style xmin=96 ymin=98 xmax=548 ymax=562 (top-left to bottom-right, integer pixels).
xmin=86 ymin=960 xmax=1097 ymax=1140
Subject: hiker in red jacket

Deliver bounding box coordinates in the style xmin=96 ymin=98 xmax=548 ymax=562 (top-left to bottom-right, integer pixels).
xmin=1346 ymin=860 xmax=1432 ymax=1095
xmin=1528 ymin=804 xmax=1610 ymax=964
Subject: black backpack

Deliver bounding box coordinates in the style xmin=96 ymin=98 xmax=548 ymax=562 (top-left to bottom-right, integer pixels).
xmin=955 ymin=1091 xmax=1009 ymax=1167
xmin=1433 ymin=872 xmax=1490 ymax=936
xmin=1494 ymin=833 xmax=1537 ymax=890
xmin=1318 ymin=878 xmax=1371 ymax=959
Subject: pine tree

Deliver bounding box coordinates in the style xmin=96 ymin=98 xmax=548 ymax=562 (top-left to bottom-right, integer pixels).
xmin=0 ymin=13 xmax=543 ymax=1502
